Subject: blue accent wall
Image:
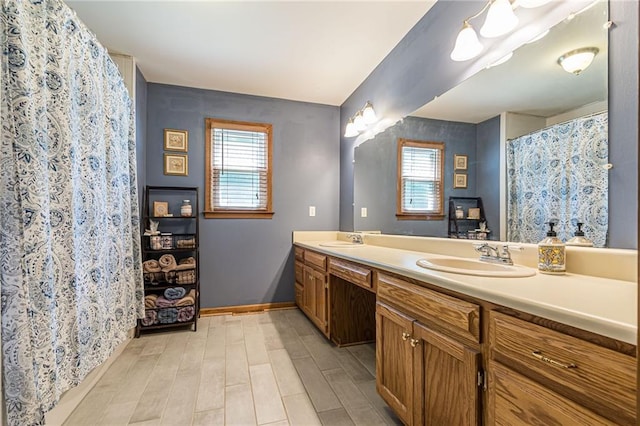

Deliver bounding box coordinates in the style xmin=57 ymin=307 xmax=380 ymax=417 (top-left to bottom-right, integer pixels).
xmin=135 ymin=67 xmax=147 ymax=211
xmin=354 ymin=116 xmax=477 ymax=236
xmin=146 ymin=84 xmax=340 ymax=308
xmin=340 ymin=1 xmax=638 ymax=249
xmin=475 ymin=116 xmax=501 ymax=237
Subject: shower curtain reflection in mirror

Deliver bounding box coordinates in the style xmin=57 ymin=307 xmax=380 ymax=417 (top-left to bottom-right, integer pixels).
xmin=507 ymin=112 xmax=608 ymax=247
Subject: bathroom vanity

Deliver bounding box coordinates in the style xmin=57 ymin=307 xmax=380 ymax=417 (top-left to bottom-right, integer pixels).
xmin=293 ymin=232 xmax=637 ymax=425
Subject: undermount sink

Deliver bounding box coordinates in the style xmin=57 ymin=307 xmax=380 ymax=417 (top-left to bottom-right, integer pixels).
xmin=318 ymin=241 xmax=362 ymax=248
xmin=416 ymin=256 xmax=536 ymax=278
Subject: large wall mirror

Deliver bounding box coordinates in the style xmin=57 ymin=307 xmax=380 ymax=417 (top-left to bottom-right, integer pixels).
xmin=354 ymin=0 xmax=613 ymax=246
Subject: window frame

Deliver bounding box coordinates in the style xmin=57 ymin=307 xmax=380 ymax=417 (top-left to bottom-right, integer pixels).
xmin=204 ymin=118 xmax=274 ymax=219
xmin=396 ymin=138 xmax=445 ymax=220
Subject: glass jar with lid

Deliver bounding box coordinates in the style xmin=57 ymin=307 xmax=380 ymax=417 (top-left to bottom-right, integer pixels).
xmin=180 ymin=200 xmax=192 ymax=217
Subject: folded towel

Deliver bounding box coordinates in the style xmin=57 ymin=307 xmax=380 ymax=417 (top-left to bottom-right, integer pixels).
xmin=157 ymin=308 xmax=178 ymax=324
xmin=143 ymin=259 xmax=161 ymax=273
xmin=176 ymin=290 xmax=196 ymax=307
xmin=141 ymin=310 xmax=157 ymax=326
xmin=144 ymin=294 xmax=158 ymax=308
xmin=155 ymin=296 xmax=176 ymax=308
xmin=159 ymin=254 xmax=177 ymax=272
xmin=179 ymin=256 xmax=196 ymax=265
xmin=177 ymin=306 xmax=195 ymax=322
xmin=164 ymin=287 xmax=186 ymax=300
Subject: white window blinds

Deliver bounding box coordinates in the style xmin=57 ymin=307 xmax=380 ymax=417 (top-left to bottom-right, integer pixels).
xmin=211 ymin=127 xmax=269 ymax=210
xmin=400 ymin=143 xmax=443 ymax=214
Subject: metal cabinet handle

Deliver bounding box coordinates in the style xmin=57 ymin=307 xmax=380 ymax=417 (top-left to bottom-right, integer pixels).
xmin=410 ymin=338 xmax=420 ymax=348
xmin=402 ymin=332 xmax=410 ymax=341
xmin=532 ymin=350 xmax=577 ymax=369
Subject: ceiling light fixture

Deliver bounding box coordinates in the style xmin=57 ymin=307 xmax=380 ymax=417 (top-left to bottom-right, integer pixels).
xmin=450 ymin=0 xmax=518 ymax=62
xmin=557 ymin=47 xmax=599 ymax=75
xmin=344 ymin=102 xmax=378 ymax=138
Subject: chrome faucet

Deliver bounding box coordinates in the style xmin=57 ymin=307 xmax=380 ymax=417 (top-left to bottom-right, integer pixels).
xmin=473 ymin=243 xmax=513 ymax=265
xmin=346 ymin=233 xmax=363 ymax=244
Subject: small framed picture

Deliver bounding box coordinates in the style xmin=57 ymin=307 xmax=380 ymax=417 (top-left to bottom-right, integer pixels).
xmin=454 ymin=154 xmax=468 ymax=170
xmin=454 ymin=173 xmax=467 ymax=189
xmin=164 ymin=153 xmax=188 ymax=176
xmin=153 ymin=201 xmax=169 ymax=217
xmin=163 ymin=129 xmax=188 ymax=152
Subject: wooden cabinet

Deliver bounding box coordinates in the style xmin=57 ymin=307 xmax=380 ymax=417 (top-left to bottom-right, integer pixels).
xmin=488 ymin=311 xmax=636 ymax=425
xmin=376 ymin=273 xmax=482 ymax=426
xmin=294 ymin=248 xmax=329 ymax=337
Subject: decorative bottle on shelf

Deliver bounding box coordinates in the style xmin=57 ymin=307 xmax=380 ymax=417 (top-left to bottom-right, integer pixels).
xmin=537 ymin=222 xmax=566 ymax=274
xmin=180 ymin=200 xmax=192 ymax=217
xmin=455 ymin=206 xmax=464 ymax=219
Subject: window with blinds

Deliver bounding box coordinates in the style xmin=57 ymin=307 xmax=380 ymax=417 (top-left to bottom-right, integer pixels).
xmin=204 ymin=118 xmax=273 ymax=218
xmin=396 ymin=139 xmax=444 ymax=219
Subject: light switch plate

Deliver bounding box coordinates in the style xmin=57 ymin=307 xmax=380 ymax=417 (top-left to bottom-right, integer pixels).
xmin=361 ymin=207 xmax=367 ymax=218
xmin=309 ymin=206 xmax=316 ymax=217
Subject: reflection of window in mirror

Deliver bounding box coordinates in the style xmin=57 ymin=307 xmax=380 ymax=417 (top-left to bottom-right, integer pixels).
xmin=396 ymin=139 xmax=444 ymax=220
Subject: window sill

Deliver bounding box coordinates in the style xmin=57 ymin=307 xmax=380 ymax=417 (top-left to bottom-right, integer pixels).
xmin=396 ymin=213 xmax=445 ymax=221
xmin=203 ymin=211 xmax=274 ymax=219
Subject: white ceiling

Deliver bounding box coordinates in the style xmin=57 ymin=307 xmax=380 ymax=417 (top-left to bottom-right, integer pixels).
xmin=412 ymin=0 xmax=608 ymax=123
xmin=66 ymin=1 xmax=436 ymax=106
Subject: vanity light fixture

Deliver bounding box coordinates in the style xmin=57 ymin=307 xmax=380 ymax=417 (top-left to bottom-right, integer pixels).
xmin=344 ymin=101 xmax=378 ymax=138
xmin=557 ymin=47 xmax=599 ymax=75
xmin=450 ymin=0 xmax=518 ymax=62
xmin=480 ymin=0 xmax=519 ymax=38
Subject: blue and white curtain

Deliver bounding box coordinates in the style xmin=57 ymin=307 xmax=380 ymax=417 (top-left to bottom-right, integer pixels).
xmin=1 ymin=1 xmax=144 ymax=424
xmin=507 ymin=112 xmax=608 ymax=247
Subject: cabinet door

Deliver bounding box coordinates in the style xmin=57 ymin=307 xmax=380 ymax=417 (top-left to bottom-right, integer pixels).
xmin=376 ymin=302 xmax=414 ymax=425
xmin=312 ymin=267 xmax=328 ymax=333
xmin=488 ymin=361 xmax=614 ymax=426
xmin=303 ymin=265 xmax=316 ymax=319
xmin=412 ymin=321 xmax=481 ymax=426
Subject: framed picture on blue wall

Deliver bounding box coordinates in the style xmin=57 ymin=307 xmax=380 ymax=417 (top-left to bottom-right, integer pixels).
xmin=164 ymin=129 xmax=189 ymax=152
xmin=454 ymin=154 xmax=467 ymax=170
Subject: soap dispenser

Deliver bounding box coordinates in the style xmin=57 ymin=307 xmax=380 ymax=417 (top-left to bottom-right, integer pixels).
xmin=566 ymin=222 xmax=594 ymax=247
xmin=538 ymin=222 xmax=566 ymax=274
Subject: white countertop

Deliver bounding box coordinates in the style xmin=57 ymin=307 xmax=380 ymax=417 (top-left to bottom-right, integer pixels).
xmin=295 ymin=240 xmax=637 ymax=345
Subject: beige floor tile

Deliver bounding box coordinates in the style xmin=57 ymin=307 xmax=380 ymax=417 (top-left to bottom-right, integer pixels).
xmin=193 ymin=408 xmax=224 ymax=426
xmin=63 ymin=388 xmax=115 ymax=426
xmin=140 ymin=334 xmax=169 ymax=356
xmin=262 ymin=421 xmax=290 ymax=426
xmin=249 ymin=364 xmax=286 ymax=425
xmin=268 ymin=349 xmax=306 ymax=397
xmin=300 ymin=335 xmax=341 ymax=371
xmin=226 ymin=343 xmax=250 ymax=386
xmin=346 ymin=344 xmax=376 ymax=377
xmin=357 ymin=380 xmax=402 ymax=425
xmin=225 ymin=383 xmax=257 ymax=426
xmin=180 ymin=334 xmax=206 ymax=371
xmin=323 ymin=368 xmax=371 ymax=411
xmin=282 ymin=393 xmax=321 ymax=426
xmin=292 ymin=357 xmax=341 ymax=412
xmin=226 ymin=320 xmax=244 ymax=346
xmin=344 ymin=405 xmax=386 ymax=426
xmin=128 ymin=419 xmax=161 ymax=426
xmin=96 ymin=401 xmax=137 ymax=426
xmin=333 ymin=348 xmax=374 ymax=384
xmin=204 ymin=324 xmax=227 ymax=360
xmin=111 ymin=354 xmax=159 ymax=405
xmin=195 ymin=358 xmax=225 ymax=412
xmin=317 ymin=408 xmax=355 ymax=426
xmin=160 ymin=368 xmax=199 ymax=425
xmin=244 ymin=326 xmax=270 ymax=366
xmin=129 ymin=372 xmax=174 ymax=423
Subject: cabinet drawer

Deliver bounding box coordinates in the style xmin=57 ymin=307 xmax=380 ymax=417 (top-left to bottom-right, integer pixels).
xmin=304 ymin=250 xmax=327 ymax=271
xmin=295 ymin=261 xmax=304 ymax=284
xmin=377 ymin=273 xmax=480 ymax=343
xmin=489 ymin=311 xmax=636 ymax=425
xmin=329 ymin=258 xmax=372 ymax=290
xmin=489 ymin=361 xmax=615 ymax=426
xmin=294 ymin=246 xmax=304 ymax=262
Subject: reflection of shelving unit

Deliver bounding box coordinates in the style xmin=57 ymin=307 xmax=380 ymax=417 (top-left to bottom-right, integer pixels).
xmin=448 ymin=196 xmax=487 ymax=239
xmin=137 ymin=186 xmax=199 ymax=337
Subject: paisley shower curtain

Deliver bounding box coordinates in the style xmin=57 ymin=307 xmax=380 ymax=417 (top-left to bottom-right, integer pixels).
xmin=0 ymin=1 xmax=144 ymax=424
xmin=507 ymin=112 xmax=608 ymax=247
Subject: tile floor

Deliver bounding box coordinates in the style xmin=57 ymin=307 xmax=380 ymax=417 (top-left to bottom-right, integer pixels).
xmin=64 ymin=308 xmax=402 ymax=426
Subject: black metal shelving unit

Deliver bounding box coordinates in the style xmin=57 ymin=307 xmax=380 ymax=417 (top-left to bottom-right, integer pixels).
xmin=447 ymin=196 xmax=488 ymax=239
xmin=137 ymin=185 xmax=200 ymax=337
